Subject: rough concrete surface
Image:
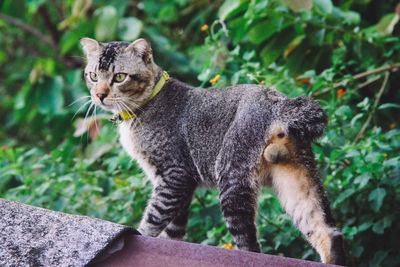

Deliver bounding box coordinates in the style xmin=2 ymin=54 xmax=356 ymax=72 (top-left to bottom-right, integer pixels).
xmin=0 ymin=198 xmax=136 ymax=267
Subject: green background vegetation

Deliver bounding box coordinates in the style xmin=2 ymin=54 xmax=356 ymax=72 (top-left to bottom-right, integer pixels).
xmin=1 ymin=0 xmax=399 ymax=266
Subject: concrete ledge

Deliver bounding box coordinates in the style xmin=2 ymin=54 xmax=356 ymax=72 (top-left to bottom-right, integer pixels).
xmin=0 ymin=198 xmax=137 ymax=266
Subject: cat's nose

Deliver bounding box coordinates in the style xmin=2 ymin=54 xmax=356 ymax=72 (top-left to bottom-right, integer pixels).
xmin=96 ymin=93 xmax=108 ymax=103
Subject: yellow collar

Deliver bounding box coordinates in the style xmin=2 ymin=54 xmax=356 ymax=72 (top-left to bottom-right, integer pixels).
xmin=111 ymin=71 xmax=169 ymax=125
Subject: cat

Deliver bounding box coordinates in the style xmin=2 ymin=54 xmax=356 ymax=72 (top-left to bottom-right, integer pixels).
xmin=80 ymin=37 xmax=345 ymax=265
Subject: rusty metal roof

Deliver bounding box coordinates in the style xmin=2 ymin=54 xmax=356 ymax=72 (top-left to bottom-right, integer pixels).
xmin=93 ymin=235 xmax=340 ymax=267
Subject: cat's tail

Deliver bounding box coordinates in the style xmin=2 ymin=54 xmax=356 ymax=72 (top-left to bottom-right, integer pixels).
xmin=263 ymin=96 xmax=327 ymax=164
xmin=280 ymin=96 xmax=328 ymax=142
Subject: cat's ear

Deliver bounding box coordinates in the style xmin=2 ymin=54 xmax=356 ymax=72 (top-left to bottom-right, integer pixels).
xmin=80 ymin=37 xmax=103 ymax=56
xmin=125 ymin=38 xmax=152 ymax=63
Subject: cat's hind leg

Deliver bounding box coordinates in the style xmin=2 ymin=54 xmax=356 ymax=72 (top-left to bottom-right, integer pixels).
xmin=218 ymin=173 xmax=261 ymax=252
xmin=215 ymin=104 xmax=271 ymax=252
xmin=269 ymin=144 xmax=345 ymax=265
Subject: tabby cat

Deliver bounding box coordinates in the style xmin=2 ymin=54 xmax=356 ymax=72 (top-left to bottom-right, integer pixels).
xmin=80 ymin=37 xmax=345 ymax=265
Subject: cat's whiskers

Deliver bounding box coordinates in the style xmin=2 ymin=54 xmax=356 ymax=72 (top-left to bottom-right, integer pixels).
xmin=119 ymin=100 xmax=135 ymax=115
xmin=113 ymin=101 xmax=122 ymax=114
xmin=69 ymin=55 xmax=87 ymax=61
xmin=119 ymin=100 xmax=144 ymax=130
xmin=125 ymin=97 xmax=145 ymax=113
xmin=93 ymin=104 xmax=100 ymax=134
xmin=68 ymin=95 xmax=91 ymax=107
xmin=72 ymin=99 xmax=92 ymax=120
xmin=84 ymin=102 xmax=95 ymax=123
xmin=83 ymin=102 xmax=95 ymax=141
xmin=107 ymin=97 xmax=123 ymax=101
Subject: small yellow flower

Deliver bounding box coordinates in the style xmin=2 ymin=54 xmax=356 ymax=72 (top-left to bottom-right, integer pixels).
xmin=384 ymin=153 xmax=388 ymax=158
xmin=210 ymin=74 xmax=221 ymax=85
xmin=259 ymin=80 xmax=265 ymax=85
xmin=221 ymin=243 xmax=233 ymax=249
xmin=390 ymin=123 xmax=396 ymax=129
xmin=201 ymin=24 xmax=209 ymax=31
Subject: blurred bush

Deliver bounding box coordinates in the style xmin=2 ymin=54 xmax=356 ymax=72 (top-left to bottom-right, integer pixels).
xmin=1 ymin=0 xmax=399 ymax=266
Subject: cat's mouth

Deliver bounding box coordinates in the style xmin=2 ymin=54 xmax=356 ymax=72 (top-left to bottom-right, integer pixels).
xmin=92 ymin=97 xmax=113 ymax=111
xmin=98 ymin=102 xmax=113 ymax=111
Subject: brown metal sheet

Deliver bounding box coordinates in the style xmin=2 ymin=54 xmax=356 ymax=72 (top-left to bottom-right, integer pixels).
xmin=94 ymin=235 xmax=341 ymax=267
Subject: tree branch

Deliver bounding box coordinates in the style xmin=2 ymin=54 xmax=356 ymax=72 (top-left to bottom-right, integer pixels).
xmin=353 ymin=71 xmax=390 ymax=143
xmin=38 ymin=5 xmax=61 ymax=44
xmin=0 ymin=13 xmax=58 ymax=51
xmin=312 ymin=63 xmax=400 ymax=97
xmin=0 ymin=13 xmax=83 ymax=68
xmin=355 ymin=75 xmax=382 ymax=92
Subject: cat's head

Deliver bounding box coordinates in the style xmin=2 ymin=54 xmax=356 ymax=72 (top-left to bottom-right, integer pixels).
xmin=80 ymin=38 xmax=160 ymax=113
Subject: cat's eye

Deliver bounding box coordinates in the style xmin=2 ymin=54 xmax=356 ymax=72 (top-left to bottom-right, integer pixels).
xmin=114 ymin=73 xmax=127 ymax=83
xmin=89 ymin=72 xmax=98 ymax=82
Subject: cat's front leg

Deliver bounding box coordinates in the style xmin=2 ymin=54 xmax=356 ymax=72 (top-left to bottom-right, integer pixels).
xmin=138 ymin=181 xmax=196 ymax=237
xmin=158 ymin=190 xmax=194 ymax=240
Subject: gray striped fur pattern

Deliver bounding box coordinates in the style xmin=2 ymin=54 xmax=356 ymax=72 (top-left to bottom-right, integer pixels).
xmin=80 ymin=38 xmax=345 ymax=265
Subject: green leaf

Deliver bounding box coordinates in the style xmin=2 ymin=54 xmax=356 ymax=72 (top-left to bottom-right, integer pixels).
xmin=249 ymin=16 xmax=292 ymax=44
xmin=36 ymin=76 xmax=65 ymax=115
xmin=95 ymin=6 xmax=118 ymax=41
xmin=218 ymin=0 xmax=246 ymax=21
xmin=350 ymin=113 xmax=364 ymax=127
xmin=375 ymin=13 xmax=400 ymax=36
xmin=314 ymin=28 xmax=325 ymax=46
xmin=313 ymin=0 xmax=333 ymax=14
xmin=358 ymin=221 xmax=373 ymax=233
xmin=26 ymin=0 xmax=46 ymax=14
xmin=341 ymin=10 xmax=361 ymax=24
xmin=14 ymin=82 xmax=32 ymax=110
xmin=378 ymin=103 xmax=400 ymax=110
xmin=353 ymin=246 xmax=364 ymax=258
xmin=332 ymin=7 xmax=361 ymax=25
xmin=84 ymin=142 xmax=114 ymax=164
xmin=357 ymin=97 xmax=370 ymax=111
xmin=158 ymin=4 xmax=178 ymax=23
xmin=383 ymin=156 xmax=400 ymax=167
xmin=248 ymin=18 xmax=284 ymax=45
xmin=281 ymin=0 xmax=312 ymax=12
xmin=369 ymin=250 xmax=388 ymax=266
xmin=333 ymin=188 xmax=355 ymax=207
xmin=335 ymin=105 xmax=352 ymax=118
xmin=354 ymin=173 xmax=372 ymax=189
xmin=60 ymin=21 xmax=92 ymax=55
xmin=118 ymin=17 xmax=143 ymax=41
xmin=260 ymin=27 xmax=296 ymax=66
xmin=372 ymin=216 xmax=393 ymax=234
xmin=368 ymin=188 xmax=386 ymax=212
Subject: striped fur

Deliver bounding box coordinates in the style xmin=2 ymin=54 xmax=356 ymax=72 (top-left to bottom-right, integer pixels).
xmin=81 ymin=38 xmax=345 ymax=265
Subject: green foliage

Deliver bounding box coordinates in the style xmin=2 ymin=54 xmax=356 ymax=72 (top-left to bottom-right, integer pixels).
xmin=1 ymin=0 xmax=400 ymax=266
